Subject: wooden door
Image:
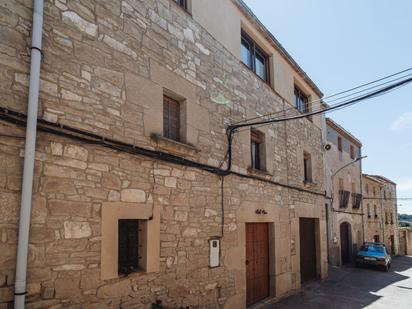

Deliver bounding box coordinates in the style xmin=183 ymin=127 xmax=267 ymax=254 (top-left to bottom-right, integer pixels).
xmin=390 ymin=235 xmax=395 ymax=255
xmin=340 ymin=222 xmax=351 ymax=265
xmin=399 ymin=232 xmax=407 ymax=255
xmin=246 ymin=223 xmax=269 ymax=306
xmin=299 ymin=218 xmax=317 ymax=283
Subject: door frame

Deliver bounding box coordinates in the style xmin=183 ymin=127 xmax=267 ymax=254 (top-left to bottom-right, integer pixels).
xmin=299 ymin=217 xmax=320 ymax=284
xmin=245 ymin=222 xmax=275 ymax=305
xmin=340 ymin=222 xmax=352 ymax=265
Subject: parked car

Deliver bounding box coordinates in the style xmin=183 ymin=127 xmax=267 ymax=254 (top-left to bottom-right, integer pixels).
xmin=356 ymin=242 xmax=391 ymax=271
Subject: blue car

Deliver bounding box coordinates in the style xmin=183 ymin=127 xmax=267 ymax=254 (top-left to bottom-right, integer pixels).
xmin=356 ymin=242 xmax=391 ymax=271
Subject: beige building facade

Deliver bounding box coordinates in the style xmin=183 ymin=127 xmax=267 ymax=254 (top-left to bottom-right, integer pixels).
xmin=324 ymin=119 xmax=363 ymax=266
xmin=398 ymin=227 xmax=412 ymax=256
xmin=363 ymin=175 xmax=399 ymax=255
xmin=0 ymin=0 xmax=328 ymax=308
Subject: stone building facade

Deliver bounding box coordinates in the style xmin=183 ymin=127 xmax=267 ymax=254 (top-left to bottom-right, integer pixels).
xmin=362 ymin=175 xmax=399 ymax=255
xmin=0 ymin=0 xmax=328 ymax=308
xmin=324 ymin=118 xmax=363 ymax=266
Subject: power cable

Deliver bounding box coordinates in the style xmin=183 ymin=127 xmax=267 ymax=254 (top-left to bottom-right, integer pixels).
xmin=232 ymin=67 xmax=412 ymax=125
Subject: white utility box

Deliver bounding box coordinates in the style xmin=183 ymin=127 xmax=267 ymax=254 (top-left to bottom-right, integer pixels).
xmin=209 ymin=238 xmax=220 ymax=268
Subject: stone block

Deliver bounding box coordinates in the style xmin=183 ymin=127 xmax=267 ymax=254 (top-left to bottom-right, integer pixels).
xmin=101 ymin=173 xmax=121 ymax=190
xmin=49 ymin=200 xmax=91 ymax=217
xmin=41 ymin=287 xmax=55 ymax=300
xmin=29 ymin=227 xmax=55 ymax=244
xmin=96 ymin=280 xmax=132 ymax=298
xmin=120 ymin=189 xmax=146 ymax=203
xmin=54 ymin=277 xmax=80 ymax=298
xmin=42 ymin=179 xmax=77 ymax=194
xmin=0 ymin=286 xmax=13 ymax=302
xmin=64 ymin=221 xmax=92 ymax=239
xmin=63 ymin=145 xmax=88 ymax=161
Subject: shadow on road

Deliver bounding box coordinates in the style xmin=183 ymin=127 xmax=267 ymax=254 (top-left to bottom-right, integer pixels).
xmin=266 ymin=256 xmax=412 ymax=309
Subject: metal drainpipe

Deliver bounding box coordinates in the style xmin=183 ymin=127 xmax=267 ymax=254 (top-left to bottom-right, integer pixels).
xmin=14 ymin=0 xmax=44 ymax=307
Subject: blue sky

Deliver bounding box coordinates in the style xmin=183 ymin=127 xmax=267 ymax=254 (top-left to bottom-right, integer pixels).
xmin=243 ymin=0 xmax=412 ymax=215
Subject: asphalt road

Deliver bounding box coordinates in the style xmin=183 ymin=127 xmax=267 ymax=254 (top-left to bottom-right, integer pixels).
xmin=267 ymin=256 xmax=412 ymax=309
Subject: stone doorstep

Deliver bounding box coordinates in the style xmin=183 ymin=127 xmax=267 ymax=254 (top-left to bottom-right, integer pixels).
xmin=247 ymin=289 xmax=301 ymax=309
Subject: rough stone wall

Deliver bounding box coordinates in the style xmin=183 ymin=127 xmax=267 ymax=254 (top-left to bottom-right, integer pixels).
xmin=363 ymin=177 xmax=384 ymax=244
xmin=0 ymin=0 xmax=326 ymax=308
xmin=381 ymin=182 xmax=398 ymax=254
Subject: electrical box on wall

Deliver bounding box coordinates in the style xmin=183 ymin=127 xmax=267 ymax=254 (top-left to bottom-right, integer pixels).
xmin=209 ymin=238 xmax=220 ymax=268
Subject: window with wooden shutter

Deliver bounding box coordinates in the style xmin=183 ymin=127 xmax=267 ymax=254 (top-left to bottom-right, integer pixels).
xmin=174 ymin=0 xmax=188 ymax=10
xmin=250 ymin=130 xmax=265 ymax=171
xmin=350 ymin=145 xmax=355 ymax=159
xmin=250 ymin=130 xmax=262 ymax=170
xmin=337 ymin=136 xmax=342 ymax=152
xmin=118 ymin=219 xmax=139 ymax=275
xmin=163 ymin=95 xmax=180 ymax=142
xmin=303 ymin=152 xmax=312 ymax=182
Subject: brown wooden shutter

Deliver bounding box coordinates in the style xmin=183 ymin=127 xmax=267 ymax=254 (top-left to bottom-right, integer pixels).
xmin=251 ymin=131 xmax=262 ymax=170
xmin=163 ymin=95 xmax=180 ymax=141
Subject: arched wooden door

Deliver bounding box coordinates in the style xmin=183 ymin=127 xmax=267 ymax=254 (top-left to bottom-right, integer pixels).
xmin=340 ymin=222 xmax=351 ymax=265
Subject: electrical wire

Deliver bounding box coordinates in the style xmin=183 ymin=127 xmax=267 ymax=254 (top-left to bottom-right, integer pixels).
xmin=232 ymin=67 xmax=412 ymax=125
xmin=230 ymin=76 xmax=412 ymax=131
xmin=234 ymin=74 xmax=412 ymax=133
xmin=0 ymin=106 xmax=327 ymax=197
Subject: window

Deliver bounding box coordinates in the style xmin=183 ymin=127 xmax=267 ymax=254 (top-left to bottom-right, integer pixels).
xmin=373 ymin=187 xmax=376 ymax=197
xmin=374 ymin=205 xmax=378 ymax=218
xmin=337 ymin=136 xmax=343 ymax=152
xmin=339 ymin=190 xmax=350 ymax=208
xmin=385 ymin=212 xmax=389 ymax=224
xmin=367 ymin=204 xmax=371 ymax=218
xmin=374 ymin=235 xmax=380 ymax=242
xmin=101 ymin=202 xmax=160 ymax=280
xmin=174 ymin=0 xmax=187 ymax=10
xmin=390 ymin=212 xmax=394 ymax=224
xmin=294 ymin=86 xmax=309 ymax=114
xmin=241 ymin=31 xmax=269 ymax=82
xmin=163 ymin=95 xmax=180 ymax=141
xmin=350 ymin=145 xmax=355 ymax=159
xmin=250 ymin=130 xmax=263 ymax=170
xmin=303 ymin=152 xmax=312 ymax=182
xmin=365 ymin=184 xmax=369 ymax=195
xmin=118 ymin=219 xmax=140 ymax=275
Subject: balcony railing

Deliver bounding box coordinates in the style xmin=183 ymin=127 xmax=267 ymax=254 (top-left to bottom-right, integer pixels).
xmin=339 ymin=190 xmax=350 ymax=208
xmin=352 ymin=193 xmax=362 ymax=209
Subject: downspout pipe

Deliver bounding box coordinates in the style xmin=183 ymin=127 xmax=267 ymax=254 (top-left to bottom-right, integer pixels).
xmin=14 ymin=0 xmax=44 ymax=307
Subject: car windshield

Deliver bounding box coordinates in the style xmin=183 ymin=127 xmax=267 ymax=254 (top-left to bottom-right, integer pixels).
xmin=360 ymin=245 xmax=384 ymax=253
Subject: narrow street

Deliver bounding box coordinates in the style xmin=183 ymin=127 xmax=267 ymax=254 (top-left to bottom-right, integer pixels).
xmin=267 ymin=256 xmax=412 ymax=309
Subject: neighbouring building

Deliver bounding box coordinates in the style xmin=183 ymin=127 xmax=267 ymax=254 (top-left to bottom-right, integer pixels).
xmin=324 ymin=118 xmax=363 ymax=266
xmin=363 ymin=175 xmax=399 ymax=255
xmin=0 ymin=0 xmax=328 ymax=308
xmin=398 ymin=227 xmax=412 ymax=256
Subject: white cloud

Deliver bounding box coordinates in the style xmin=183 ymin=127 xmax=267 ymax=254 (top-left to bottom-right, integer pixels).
xmin=391 ymin=112 xmax=412 ymax=131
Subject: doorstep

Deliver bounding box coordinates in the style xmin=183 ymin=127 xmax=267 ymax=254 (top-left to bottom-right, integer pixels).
xmin=247 ymin=290 xmax=301 ymax=309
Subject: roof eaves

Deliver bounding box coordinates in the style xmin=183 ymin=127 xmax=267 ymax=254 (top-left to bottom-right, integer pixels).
xmin=326 ymin=118 xmax=362 ymax=147
xmin=234 ymin=0 xmax=324 ymax=98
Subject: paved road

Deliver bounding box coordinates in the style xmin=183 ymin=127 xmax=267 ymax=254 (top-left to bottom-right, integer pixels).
xmin=267 ymin=256 xmax=412 ymax=309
